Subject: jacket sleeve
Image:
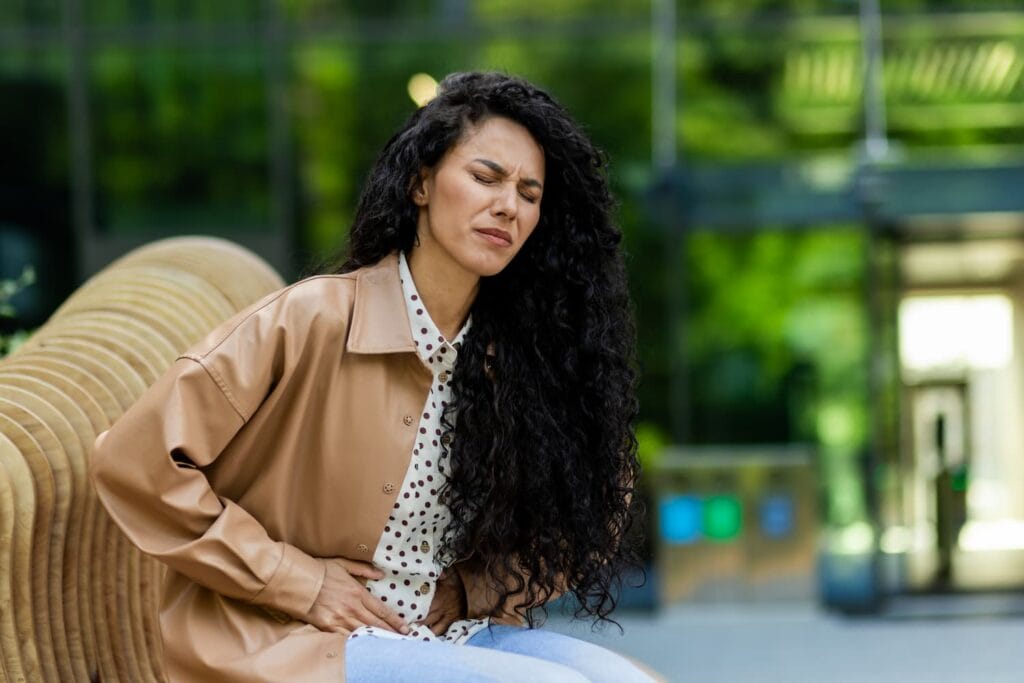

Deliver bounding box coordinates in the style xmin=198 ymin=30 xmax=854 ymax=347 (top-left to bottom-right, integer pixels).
xmin=89 ymin=294 xmax=326 ymax=622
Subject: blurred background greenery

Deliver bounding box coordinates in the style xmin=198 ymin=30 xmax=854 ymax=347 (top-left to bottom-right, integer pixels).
xmin=4 ymin=0 xmax=1024 ymax=612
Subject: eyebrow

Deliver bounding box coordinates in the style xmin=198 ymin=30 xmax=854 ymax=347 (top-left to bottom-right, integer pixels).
xmin=473 ymin=158 xmax=544 ymax=190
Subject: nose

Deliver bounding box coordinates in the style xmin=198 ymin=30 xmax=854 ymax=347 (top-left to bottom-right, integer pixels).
xmin=491 ymin=184 xmax=518 ymax=221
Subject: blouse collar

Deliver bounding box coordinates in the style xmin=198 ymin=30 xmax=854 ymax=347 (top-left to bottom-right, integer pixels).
xmin=397 ymin=251 xmax=471 ymax=371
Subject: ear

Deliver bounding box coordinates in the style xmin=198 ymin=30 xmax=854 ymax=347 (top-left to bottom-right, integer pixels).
xmin=410 ymin=169 xmax=430 ymax=206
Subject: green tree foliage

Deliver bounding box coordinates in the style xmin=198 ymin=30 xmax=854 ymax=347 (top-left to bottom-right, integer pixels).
xmin=684 ymin=228 xmax=869 ymax=525
xmin=0 ymin=266 xmax=35 ymax=358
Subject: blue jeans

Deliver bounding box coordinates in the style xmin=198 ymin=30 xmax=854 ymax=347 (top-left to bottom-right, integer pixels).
xmin=345 ymin=625 xmax=655 ymax=682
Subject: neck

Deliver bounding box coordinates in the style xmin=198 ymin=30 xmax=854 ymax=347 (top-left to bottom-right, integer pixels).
xmin=407 ymin=245 xmax=479 ymax=342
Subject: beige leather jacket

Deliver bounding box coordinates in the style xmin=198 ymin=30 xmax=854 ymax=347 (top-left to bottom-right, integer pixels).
xmin=90 ymin=252 xmax=514 ymax=683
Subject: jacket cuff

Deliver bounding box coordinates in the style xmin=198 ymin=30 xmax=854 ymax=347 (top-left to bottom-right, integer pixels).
xmin=251 ymin=543 xmax=325 ymax=620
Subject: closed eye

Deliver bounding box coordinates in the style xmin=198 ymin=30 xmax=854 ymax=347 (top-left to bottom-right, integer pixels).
xmin=473 ymin=173 xmax=496 ymax=185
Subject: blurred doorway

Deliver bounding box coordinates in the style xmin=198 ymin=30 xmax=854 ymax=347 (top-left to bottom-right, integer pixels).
xmin=894 ymin=231 xmax=1024 ymax=592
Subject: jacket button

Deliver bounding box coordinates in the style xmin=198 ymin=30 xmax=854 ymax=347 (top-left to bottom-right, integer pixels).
xmin=438 ymin=371 xmax=451 ymax=383
xmin=420 ymin=582 xmax=431 ymax=594
xmin=403 ymin=415 xmax=414 ymax=426
xmin=356 ymin=543 xmax=369 ymax=553
xmin=440 ymin=433 xmax=452 ymax=446
xmin=420 ymin=540 xmax=430 ymax=553
xmin=383 ymin=482 xmax=395 ymax=493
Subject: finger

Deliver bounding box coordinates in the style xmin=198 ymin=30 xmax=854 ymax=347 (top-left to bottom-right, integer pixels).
xmin=339 ymin=559 xmax=384 ymax=580
xmin=364 ymin=596 xmax=410 ymax=634
xmin=353 ymin=605 xmax=398 ymax=633
xmin=361 ymin=600 xmax=412 ymax=635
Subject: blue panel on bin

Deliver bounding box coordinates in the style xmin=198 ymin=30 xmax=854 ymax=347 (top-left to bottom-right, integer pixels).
xmin=760 ymin=494 xmax=795 ymax=538
xmin=659 ymin=495 xmax=702 ymax=545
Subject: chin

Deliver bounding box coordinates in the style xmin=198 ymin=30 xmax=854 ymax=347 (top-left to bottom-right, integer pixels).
xmin=459 ymin=250 xmax=516 ymax=278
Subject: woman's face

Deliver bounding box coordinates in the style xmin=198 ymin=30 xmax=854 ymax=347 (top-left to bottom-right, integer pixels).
xmin=412 ymin=115 xmax=545 ymax=278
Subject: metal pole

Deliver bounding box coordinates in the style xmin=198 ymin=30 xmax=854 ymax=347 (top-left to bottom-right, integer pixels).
xmin=64 ymin=0 xmax=95 ymax=280
xmin=859 ymin=0 xmax=888 ymax=163
xmin=856 ymin=0 xmax=889 ymax=607
xmin=652 ymin=0 xmax=677 ymax=172
xmin=265 ymin=0 xmax=294 ymax=277
xmin=652 ymin=0 xmax=687 ymax=442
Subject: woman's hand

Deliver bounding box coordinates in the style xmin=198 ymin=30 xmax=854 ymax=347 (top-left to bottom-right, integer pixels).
xmin=303 ymin=558 xmax=410 ymax=636
xmin=424 ymin=569 xmax=467 ymax=635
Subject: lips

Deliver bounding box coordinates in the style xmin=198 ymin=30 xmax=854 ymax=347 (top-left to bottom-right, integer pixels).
xmin=474 ymin=227 xmax=513 ymax=247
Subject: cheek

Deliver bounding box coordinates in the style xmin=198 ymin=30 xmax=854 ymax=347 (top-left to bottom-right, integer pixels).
xmin=442 ymin=175 xmax=484 ymax=210
xmin=520 ymin=206 xmax=542 ymax=239
xmin=429 ymin=175 xmax=474 ymax=222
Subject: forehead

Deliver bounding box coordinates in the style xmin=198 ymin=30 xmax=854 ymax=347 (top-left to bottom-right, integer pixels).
xmin=449 ymin=116 xmax=545 ymax=177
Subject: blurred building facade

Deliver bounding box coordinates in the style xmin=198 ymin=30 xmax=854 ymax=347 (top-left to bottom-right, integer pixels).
xmin=3 ymin=0 xmax=1024 ymax=610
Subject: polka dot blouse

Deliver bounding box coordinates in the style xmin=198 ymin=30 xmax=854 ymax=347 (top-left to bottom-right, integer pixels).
xmin=348 ymin=251 xmax=489 ymax=645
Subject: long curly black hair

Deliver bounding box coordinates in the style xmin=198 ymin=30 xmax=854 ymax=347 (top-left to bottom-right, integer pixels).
xmin=326 ymin=71 xmax=641 ymax=624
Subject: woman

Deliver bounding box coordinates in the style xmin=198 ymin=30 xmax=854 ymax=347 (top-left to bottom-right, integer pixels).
xmin=91 ymin=71 xmax=650 ymax=682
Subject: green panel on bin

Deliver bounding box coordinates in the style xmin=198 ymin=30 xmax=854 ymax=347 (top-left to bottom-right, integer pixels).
xmin=703 ymin=495 xmax=743 ymax=541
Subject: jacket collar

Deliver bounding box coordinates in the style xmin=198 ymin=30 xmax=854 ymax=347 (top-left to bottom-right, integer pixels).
xmin=347 ymin=251 xmax=417 ymax=354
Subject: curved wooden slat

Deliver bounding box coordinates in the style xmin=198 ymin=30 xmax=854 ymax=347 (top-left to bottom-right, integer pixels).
xmin=0 ymin=237 xmax=284 ymax=681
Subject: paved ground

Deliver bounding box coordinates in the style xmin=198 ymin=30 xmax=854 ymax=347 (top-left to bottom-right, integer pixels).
xmin=546 ymin=596 xmax=1024 ymax=683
